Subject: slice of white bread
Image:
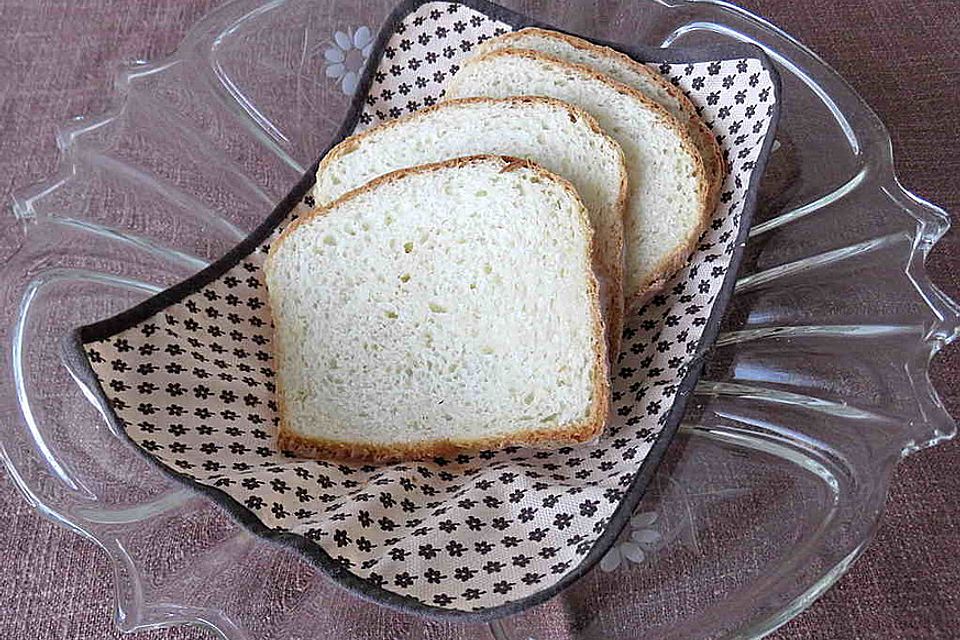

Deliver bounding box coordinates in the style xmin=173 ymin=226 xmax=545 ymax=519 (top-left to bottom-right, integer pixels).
xmin=266 ymin=156 xmax=609 ymax=462
xmin=445 ymin=49 xmax=709 ymax=305
xmin=478 ymin=28 xmax=724 ymax=212
xmin=314 ymin=96 xmax=627 ymax=356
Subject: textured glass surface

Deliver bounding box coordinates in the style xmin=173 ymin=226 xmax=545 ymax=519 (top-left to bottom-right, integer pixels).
xmin=1 ymin=1 xmax=956 ymax=639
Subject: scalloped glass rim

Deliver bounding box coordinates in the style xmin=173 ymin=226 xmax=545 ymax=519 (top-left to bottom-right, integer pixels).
xmin=1 ymin=0 xmax=956 ymax=638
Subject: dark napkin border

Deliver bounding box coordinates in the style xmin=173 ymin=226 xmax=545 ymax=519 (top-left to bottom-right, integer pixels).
xmin=62 ymin=0 xmax=782 ymax=622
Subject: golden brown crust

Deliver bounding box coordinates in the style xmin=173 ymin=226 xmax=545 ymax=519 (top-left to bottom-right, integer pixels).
xmin=627 ymin=131 xmax=711 ymax=309
xmin=268 ymin=155 xmax=610 ymax=462
xmin=480 ymin=27 xmax=725 ymax=219
xmin=447 ymin=47 xmax=684 ymax=132
xmin=479 ymin=28 xmax=690 ymax=106
xmin=607 ymin=142 xmax=629 ymax=359
xmin=449 ymin=47 xmax=712 ymax=309
xmin=689 ymin=120 xmax=725 ymax=221
xmin=277 ymin=396 xmax=607 ymax=463
xmin=313 ymin=95 xmax=627 ymax=358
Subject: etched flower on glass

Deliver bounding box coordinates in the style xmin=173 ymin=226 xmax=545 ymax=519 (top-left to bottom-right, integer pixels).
xmin=324 ymin=26 xmax=373 ymax=95
xmin=600 ymin=511 xmax=662 ymax=571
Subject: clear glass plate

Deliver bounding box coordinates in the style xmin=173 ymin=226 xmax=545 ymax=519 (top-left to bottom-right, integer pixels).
xmin=1 ymin=1 xmax=955 ymax=639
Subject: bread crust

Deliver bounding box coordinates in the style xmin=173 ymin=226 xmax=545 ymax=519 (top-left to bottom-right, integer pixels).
xmin=267 ymin=155 xmax=610 ymax=463
xmin=448 ymin=47 xmax=711 ymax=310
xmin=315 ymin=95 xmax=627 ymax=358
xmin=480 ymin=27 xmax=725 ymax=219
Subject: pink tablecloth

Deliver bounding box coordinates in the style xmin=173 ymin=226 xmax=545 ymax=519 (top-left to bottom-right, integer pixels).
xmin=0 ymin=1 xmax=957 ymax=638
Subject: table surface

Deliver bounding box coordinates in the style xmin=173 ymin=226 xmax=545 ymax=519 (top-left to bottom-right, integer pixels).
xmin=1 ymin=1 xmax=957 ymax=638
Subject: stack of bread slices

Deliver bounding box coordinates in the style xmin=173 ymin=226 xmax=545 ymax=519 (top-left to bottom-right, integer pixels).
xmin=265 ymin=28 xmax=722 ymax=462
